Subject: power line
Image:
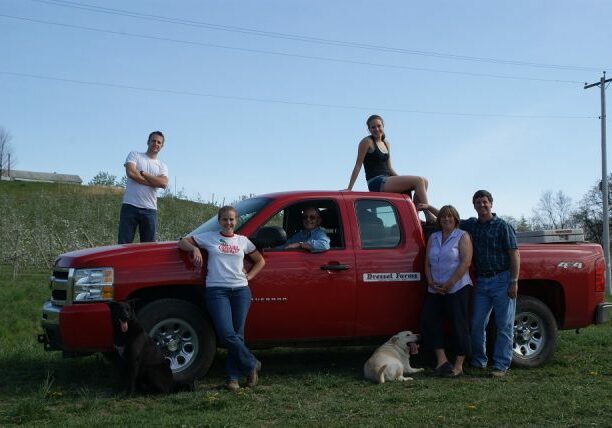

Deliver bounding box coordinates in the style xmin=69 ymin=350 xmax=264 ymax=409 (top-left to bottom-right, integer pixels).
xmin=30 ymin=0 xmax=606 ymax=72
xmin=0 ymin=70 xmax=596 ymax=119
xmin=0 ymin=14 xmax=585 ymax=85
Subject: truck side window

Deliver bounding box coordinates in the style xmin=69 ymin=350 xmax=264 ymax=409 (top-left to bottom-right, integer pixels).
xmin=355 ymin=200 xmax=401 ymax=249
xmin=257 ymin=200 xmax=344 ymax=249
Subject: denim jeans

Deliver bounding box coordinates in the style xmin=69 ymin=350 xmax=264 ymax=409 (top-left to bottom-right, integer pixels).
xmin=205 ymin=286 xmax=257 ymax=381
xmin=117 ymin=203 xmax=157 ymax=244
xmin=366 ymin=175 xmax=390 ymax=192
xmin=470 ymin=270 xmax=516 ymax=371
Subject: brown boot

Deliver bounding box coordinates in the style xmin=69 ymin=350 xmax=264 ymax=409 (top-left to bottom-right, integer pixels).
xmin=226 ymin=380 xmax=240 ymax=392
xmin=246 ymin=361 xmax=261 ymax=387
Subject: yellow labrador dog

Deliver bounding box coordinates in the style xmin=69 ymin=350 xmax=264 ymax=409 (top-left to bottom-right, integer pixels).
xmin=363 ymin=331 xmax=423 ymax=384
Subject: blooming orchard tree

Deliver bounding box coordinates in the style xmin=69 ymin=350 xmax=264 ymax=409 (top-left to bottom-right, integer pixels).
xmin=0 ymin=127 xmax=15 ymax=177
xmin=89 ymin=171 xmax=118 ymax=186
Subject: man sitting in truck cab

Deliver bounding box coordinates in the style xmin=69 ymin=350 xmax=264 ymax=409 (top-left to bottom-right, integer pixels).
xmin=284 ymin=206 xmax=331 ymax=253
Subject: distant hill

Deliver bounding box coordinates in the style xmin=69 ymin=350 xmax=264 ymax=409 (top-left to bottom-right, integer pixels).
xmin=0 ymin=181 xmax=218 ymax=271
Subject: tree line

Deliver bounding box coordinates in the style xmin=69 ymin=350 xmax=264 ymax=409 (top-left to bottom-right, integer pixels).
xmin=502 ymin=176 xmax=612 ymax=245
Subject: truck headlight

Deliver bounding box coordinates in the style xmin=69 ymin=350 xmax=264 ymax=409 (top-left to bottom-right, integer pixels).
xmin=73 ymin=268 xmax=114 ymax=302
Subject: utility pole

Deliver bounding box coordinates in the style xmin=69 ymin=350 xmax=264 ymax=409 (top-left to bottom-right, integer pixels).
xmin=585 ymin=72 xmax=612 ymax=295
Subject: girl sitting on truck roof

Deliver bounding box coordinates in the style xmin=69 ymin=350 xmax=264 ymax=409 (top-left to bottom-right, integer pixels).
xmin=344 ymin=114 xmax=434 ymax=222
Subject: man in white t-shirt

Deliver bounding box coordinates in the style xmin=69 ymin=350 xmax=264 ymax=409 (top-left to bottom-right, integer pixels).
xmin=118 ymin=131 xmax=169 ymax=243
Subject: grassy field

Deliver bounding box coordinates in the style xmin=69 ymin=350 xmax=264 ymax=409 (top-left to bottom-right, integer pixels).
xmin=0 ymin=181 xmax=218 ymax=274
xmin=0 ymin=267 xmax=611 ymax=427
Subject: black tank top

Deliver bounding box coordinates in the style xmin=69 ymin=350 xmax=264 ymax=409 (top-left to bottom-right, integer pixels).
xmin=363 ymin=139 xmax=390 ymax=181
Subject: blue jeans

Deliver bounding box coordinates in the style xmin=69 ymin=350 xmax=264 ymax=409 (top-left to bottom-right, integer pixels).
xmin=470 ymin=270 xmax=516 ymax=371
xmin=205 ymin=286 xmax=257 ymax=381
xmin=118 ymin=203 xmax=157 ymax=244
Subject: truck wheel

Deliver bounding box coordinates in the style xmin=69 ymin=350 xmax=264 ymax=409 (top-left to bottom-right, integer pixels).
xmin=512 ymin=296 xmax=558 ymax=368
xmin=137 ymin=298 xmax=216 ymax=383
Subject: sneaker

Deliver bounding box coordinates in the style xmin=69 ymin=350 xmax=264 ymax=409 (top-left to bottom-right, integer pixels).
xmin=226 ymin=380 xmax=240 ymax=392
xmin=246 ymin=361 xmax=261 ymax=387
xmin=490 ymin=369 xmax=507 ymax=378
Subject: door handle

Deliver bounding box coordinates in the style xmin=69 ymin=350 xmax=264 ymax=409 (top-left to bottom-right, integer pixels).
xmin=320 ymin=264 xmax=350 ymax=271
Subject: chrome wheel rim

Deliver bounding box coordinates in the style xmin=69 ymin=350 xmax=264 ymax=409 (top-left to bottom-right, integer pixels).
xmin=513 ymin=311 xmax=545 ymax=359
xmin=149 ymin=317 xmax=199 ymax=373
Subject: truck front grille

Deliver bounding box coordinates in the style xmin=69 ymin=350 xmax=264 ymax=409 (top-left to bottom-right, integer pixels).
xmin=52 ymin=289 xmax=67 ymax=301
xmin=53 ymin=270 xmax=69 ymax=280
xmin=50 ymin=268 xmax=73 ymax=305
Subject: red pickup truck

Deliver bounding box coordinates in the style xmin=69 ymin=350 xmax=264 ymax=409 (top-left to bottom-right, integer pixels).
xmin=39 ymin=191 xmax=611 ymax=382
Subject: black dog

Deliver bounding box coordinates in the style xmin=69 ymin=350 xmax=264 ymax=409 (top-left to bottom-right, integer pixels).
xmin=108 ymin=301 xmax=176 ymax=394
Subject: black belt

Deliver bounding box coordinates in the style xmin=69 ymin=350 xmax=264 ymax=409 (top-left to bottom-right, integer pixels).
xmin=478 ymin=269 xmax=508 ymax=278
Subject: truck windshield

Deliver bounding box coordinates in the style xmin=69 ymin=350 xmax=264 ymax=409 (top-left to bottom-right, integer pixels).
xmin=189 ymin=197 xmax=271 ymax=235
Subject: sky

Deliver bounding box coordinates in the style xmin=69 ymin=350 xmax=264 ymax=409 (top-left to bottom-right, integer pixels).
xmin=1 ymin=0 xmax=611 ymax=219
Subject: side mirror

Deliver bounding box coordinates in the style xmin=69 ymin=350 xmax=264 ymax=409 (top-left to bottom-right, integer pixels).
xmin=251 ymin=227 xmax=287 ymax=250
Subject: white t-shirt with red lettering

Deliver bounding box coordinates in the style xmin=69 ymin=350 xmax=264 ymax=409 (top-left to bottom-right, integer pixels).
xmin=192 ymin=231 xmax=256 ymax=288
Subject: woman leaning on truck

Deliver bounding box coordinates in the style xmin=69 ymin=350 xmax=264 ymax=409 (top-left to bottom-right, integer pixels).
xmin=178 ymin=205 xmax=265 ymax=392
xmin=345 ymin=114 xmax=434 ymax=222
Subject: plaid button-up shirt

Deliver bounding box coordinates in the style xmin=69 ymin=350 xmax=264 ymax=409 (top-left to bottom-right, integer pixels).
xmin=460 ymin=214 xmax=517 ymax=276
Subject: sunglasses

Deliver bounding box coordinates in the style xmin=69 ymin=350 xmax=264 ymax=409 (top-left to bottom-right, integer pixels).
xmin=302 ymin=214 xmax=318 ymax=220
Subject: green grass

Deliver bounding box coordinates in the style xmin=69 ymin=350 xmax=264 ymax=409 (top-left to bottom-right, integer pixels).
xmin=0 ymin=181 xmax=218 ymax=273
xmin=1 ymin=267 xmax=611 ymax=427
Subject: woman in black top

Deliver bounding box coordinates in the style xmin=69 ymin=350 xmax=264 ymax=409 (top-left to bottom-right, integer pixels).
xmin=345 ymin=114 xmax=432 ymax=219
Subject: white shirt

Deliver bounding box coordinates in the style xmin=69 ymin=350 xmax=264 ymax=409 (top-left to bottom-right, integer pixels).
xmin=192 ymin=231 xmax=256 ymax=288
xmin=122 ymin=151 xmax=168 ymax=210
xmin=427 ymin=229 xmax=472 ymax=294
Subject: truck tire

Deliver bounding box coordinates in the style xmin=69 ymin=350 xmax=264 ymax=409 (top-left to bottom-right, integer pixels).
xmin=512 ymin=296 xmax=558 ymax=368
xmin=137 ymin=298 xmax=216 ymax=383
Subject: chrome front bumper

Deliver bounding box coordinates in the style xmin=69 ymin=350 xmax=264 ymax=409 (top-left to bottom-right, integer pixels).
xmin=38 ymin=300 xmax=62 ymax=350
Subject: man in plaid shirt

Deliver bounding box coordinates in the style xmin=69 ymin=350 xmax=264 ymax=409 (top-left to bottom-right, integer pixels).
xmin=460 ymin=190 xmax=520 ymax=377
